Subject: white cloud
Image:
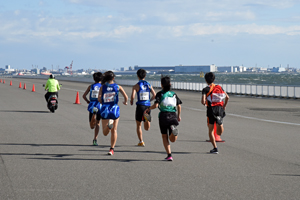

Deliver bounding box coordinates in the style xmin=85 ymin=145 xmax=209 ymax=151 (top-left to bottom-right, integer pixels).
xmin=1 ymin=14 xmax=300 ymax=45
xmin=243 ymin=0 xmax=298 ymax=8
xmin=206 ymin=11 xmax=256 ymax=21
xmin=1 ymin=0 xmax=300 ymax=45
xmin=112 ymin=26 xmax=143 ymax=37
xmin=184 ymin=23 xmax=300 ymax=36
xmin=14 ymin=10 xmax=20 ymax=15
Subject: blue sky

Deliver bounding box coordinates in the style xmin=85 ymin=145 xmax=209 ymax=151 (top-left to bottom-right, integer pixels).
xmin=0 ymin=0 xmax=300 ymax=70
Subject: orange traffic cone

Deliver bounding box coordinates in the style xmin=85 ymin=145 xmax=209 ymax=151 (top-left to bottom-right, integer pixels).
xmin=19 ymin=82 xmax=22 ymax=88
xmin=10 ymin=80 xmax=12 ymax=86
xmin=32 ymin=84 xmax=36 ymax=92
xmin=23 ymin=83 xmax=26 ymax=90
xmin=214 ymin=123 xmax=225 ymax=142
xmin=0 ymin=79 xmax=2 ymax=83
xmin=3 ymin=80 xmax=5 ymax=84
xmin=206 ymin=122 xmax=225 ymax=143
xmin=74 ymin=91 xmax=81 ymax=104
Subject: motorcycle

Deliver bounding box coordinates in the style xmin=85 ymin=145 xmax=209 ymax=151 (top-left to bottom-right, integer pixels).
xmin=43 ymin=84 xmax=62 ymax=113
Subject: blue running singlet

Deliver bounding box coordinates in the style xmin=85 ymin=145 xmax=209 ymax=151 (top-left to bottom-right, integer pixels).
xmin=136 ymin=80 xmax=151 ymax=106
xmin=87 ymin=83 xmax=102 ymax=114
xmin=100 ymin=83 xmax=120 ymax=119
xmin=90 ymin=83 xmax=102 ymax=102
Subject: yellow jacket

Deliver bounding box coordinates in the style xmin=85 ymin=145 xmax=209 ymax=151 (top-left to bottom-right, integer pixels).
xmin=45 ymin=78 xmax=60 ymax=92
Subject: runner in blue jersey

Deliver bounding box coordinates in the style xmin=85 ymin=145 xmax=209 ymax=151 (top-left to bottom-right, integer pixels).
xmin=98 ymin=71 xmax=128 ymax=155
xmin=82 ymin=72 xmax=103 ymax=146
xmin=130 ymin=69 xmax=156 ymax=147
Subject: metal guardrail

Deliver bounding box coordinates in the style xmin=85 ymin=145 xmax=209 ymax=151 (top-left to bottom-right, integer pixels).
xmin=116 ymin=80 xmax=300 ymax=99
xmin=2 ymin=75 xmax=299 ymax=99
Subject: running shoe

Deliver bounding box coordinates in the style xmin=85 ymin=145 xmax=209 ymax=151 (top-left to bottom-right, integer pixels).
xmin=107 ymin=119 xmax=114 ymax=129
xmin=209 ymin=148 xmax=219 ymax=154
xmin=93 ymin=139 xmax=98 ymax=146
xmin=137 ymin=141 xmax=145 ymax=147
xmin=108 ymin=149 xmax=114 ymax=155
xmin=143 ymin=112 xmax=151 ymax=122
xmin=165 ymin=156 xmax=173 ymax=161
xmin=92 ymin=107 xmax=98 ymax=114
xmin=170 ymin=125 xmax=179 ymax=136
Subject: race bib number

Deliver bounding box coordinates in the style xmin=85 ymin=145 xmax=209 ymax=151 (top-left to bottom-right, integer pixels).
xmin=139 ymin=92 xmax=149 ymax=100
xmin=91 ymin=90 xmax=99 ymax=98
xmin=103 ymin=92 xmax=116 ymax=103
xmin=211 ymin=93 xmax=225 ymax=102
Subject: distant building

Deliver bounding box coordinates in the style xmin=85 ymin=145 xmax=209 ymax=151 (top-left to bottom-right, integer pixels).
xmin=246 ymin=68 xmax=258 ymax=72
xmin=217 ymin=66 xmax=234 ymax=73
xmin=134 ymin=66 xmax=175 ymax=72
xmin=134 ymin=65 xmax=216 ymax=73
xmin=217 ymin=66 xmax=245 ymax=73
xmin=175 ymin=65 xmax=216 ymax=73
xmin=77 ymin=69 xmax=85 ymax=73
xmin=234 ymin=66 xmax=247 ymax=72
xmin=0 ymin=65 xmax=15 ymax=73
xmin=272 ymin=67 xmax=286 ymax=73
xmin=31 ymin=68 xmax=40 ymax=74
xmin=258 ymin=67 xmax=268 ymax=72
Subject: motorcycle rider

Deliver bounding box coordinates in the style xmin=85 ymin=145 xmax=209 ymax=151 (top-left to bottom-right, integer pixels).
xmin=44 ymin=74 xmax=60 ymax=104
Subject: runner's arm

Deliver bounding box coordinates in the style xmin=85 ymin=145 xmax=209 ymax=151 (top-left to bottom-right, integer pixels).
xmin=150 ymin=86 xmax=156 ymax=102
xmin=130 ymin=84 xmax=138 ymax=105
xmin=145 ymin=91 xmax=160 ymax=112
xmin=82 ymin=85 xmax=91 ymax=104
xmin=177 ymin=104 xmax=181 ymax=122
xmin=119 ymin=85 xmax=128 ymax=105
xmin=223 ymin=92 xmax=229 ymax=110
xmin=147 ymin=102 xmax=159 ymax=111
xmin=201 ymin=94 xmax=206 ymax=105
xmin=98 ymin=86 xmax=103 ymax=104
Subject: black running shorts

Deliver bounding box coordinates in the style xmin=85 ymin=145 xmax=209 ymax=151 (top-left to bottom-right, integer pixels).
xmin=135 ymin=105 xmax=151 ymax=122
xmin=159 ymin=112 xmax=179 ymax=135
xmin=89 ymin=112 xmax=101 ymax=122
xmin=206 ymin=106 xmax=225 ymax=125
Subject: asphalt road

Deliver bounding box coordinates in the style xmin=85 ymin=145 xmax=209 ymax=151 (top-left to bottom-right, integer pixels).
xmin=1 ymin=78 xmax=300 ymax=200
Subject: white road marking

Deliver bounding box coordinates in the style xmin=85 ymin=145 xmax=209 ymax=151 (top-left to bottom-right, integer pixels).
xmin=183 ymin=106 xmax=300 ymax=126
xmin=63 ymin=87 xmax=300 ymax=126
xmin=61 ymin=87 xmax=85 ymax=93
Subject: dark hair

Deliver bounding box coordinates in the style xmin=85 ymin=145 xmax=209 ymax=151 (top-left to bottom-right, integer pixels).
xmin=161 ymin=76 xmax=171 ymax=91
xmin=101 ymin=71 xmax=115 ymax=84
xmin=50 ymin=74 xmax=55 ymax=79
xmin=204 ymin=72 xmax=215 ymax=84
xmin=93 ymin=72 xmax=102 ymax=83
xmin=137 ymin=69 xmax=146 ymax=79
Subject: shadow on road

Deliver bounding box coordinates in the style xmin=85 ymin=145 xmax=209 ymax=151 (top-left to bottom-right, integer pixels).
xmin=0 ymin=152 xmax=163 ymax=163
xmin=0 ymin=110 xmax=49 ymax=113
xmin=0 ymin=143 xmax=93 ymax=147
xmin=271 ymin=174 xmax=300 ymax=177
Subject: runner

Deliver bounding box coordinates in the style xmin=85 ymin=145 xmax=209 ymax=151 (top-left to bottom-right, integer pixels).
xmin=98 ymin=71 xmax=128 ymax=155
xmin=145 ymin=76 xmax=182 ymax=161
xmin=201 ymin=72 xmax=229 ymax=154
xmin=130 ymin=69 xmax=156 ymax=147
xmin=82 ymin=72 xmax=103 ymax=146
